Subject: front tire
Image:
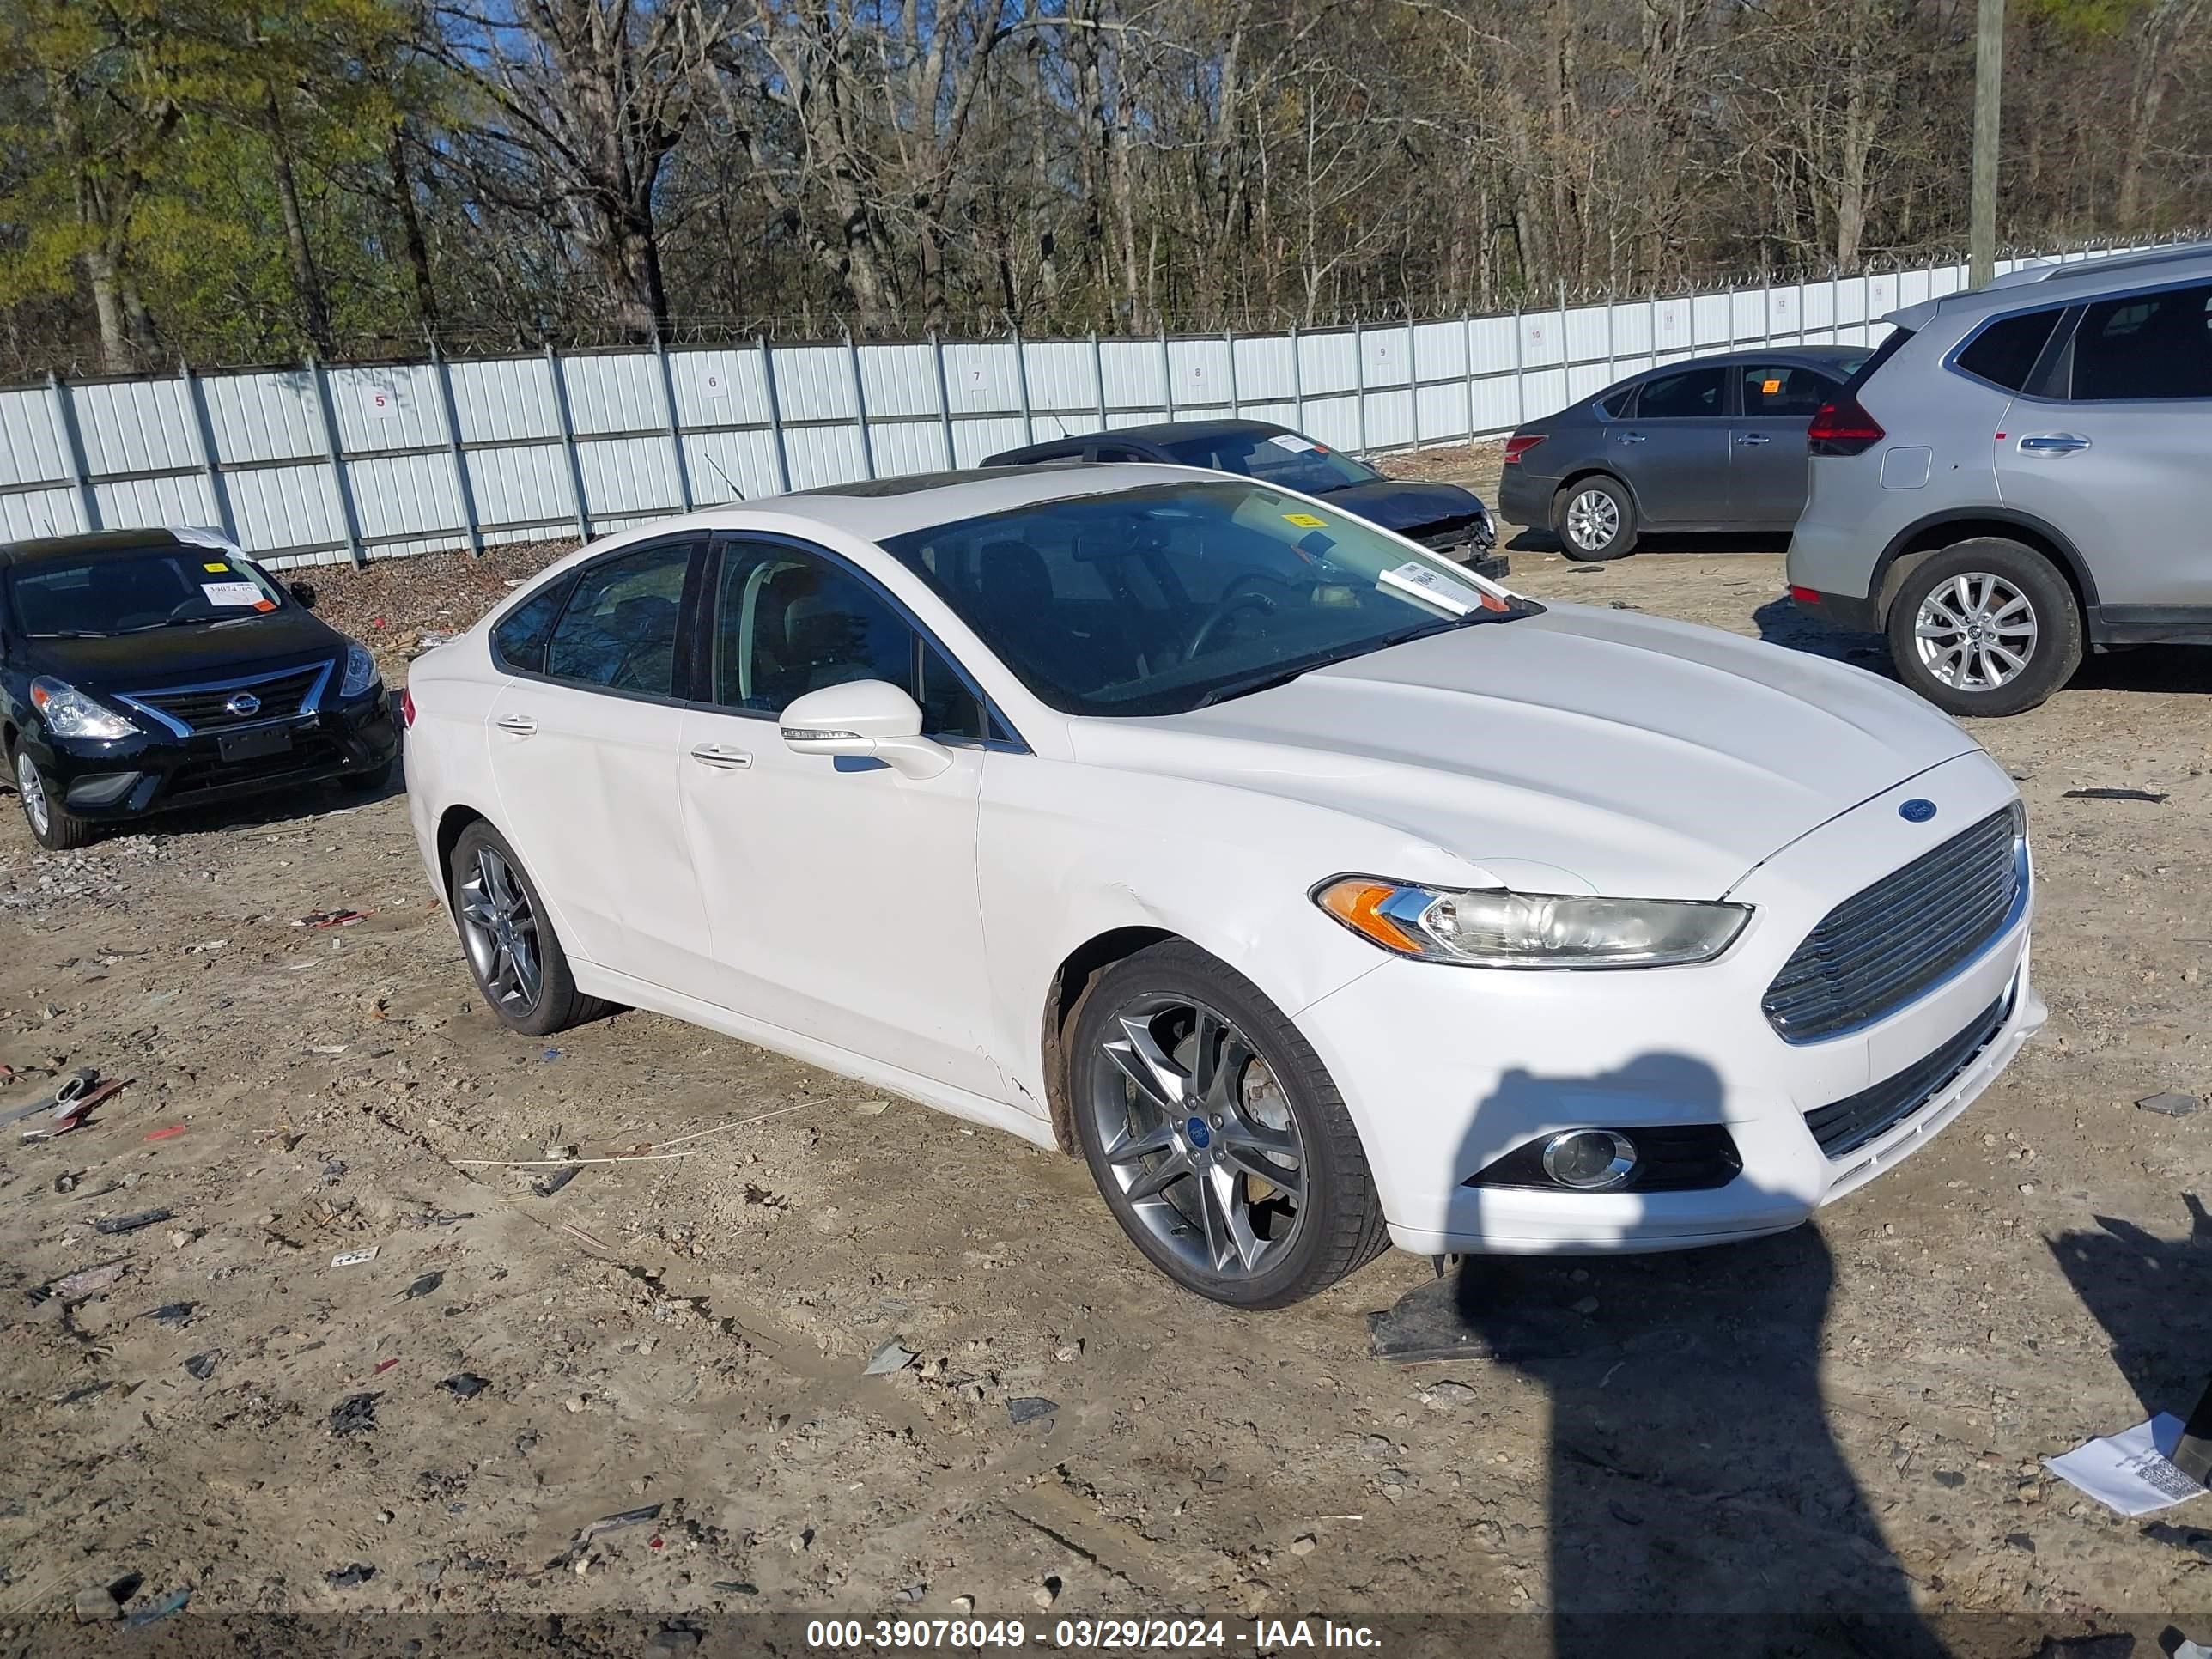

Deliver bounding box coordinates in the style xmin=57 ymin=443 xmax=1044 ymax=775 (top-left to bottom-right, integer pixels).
xmin=1886 ymin=538 xmax=2081 ymax=717
xmin=1068 ymin=941 xmax=1389 ymax=1308
xmin=447 ymin=822 xmax=608 ymax=1036
xmin=1554 ymin=475 xmax=1638 ymax=559
xmin=11 ymin=746 xmax=94 ymax=851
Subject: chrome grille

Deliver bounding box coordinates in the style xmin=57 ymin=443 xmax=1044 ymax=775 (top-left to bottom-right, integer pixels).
xmin=123 ymin=663 xmax=329 ymax=735
xmin=1804 ymin=994 xmax=2008 ymax=1158
xmin=1763 ymin=804 xmax=2025 ymax=1042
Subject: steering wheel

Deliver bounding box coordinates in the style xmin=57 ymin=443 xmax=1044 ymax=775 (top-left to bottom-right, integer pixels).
xmin=1183 ymin=571 xmax=1304 ymax=660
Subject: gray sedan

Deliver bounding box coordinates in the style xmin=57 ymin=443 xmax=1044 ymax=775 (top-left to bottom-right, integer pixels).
xmin=1496 ymin=347 xmax=1870 ymax=559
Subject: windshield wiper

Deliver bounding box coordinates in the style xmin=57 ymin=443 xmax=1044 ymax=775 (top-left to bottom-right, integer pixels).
xmin=26 ymin=629 xmax=112 ymax=639
xmin=1193 ymin=664 xmax=1316 ymax=708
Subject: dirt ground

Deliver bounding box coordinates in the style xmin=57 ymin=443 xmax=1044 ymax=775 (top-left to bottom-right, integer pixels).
xmin=2 ymin=443 xmax=2209 ymax=1654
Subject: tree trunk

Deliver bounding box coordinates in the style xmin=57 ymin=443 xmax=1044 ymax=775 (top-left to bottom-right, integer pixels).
xmin=386 ymin=130 xmax=441 ymax=335
xmin=264 ymin=93 xmax=335 ymax=354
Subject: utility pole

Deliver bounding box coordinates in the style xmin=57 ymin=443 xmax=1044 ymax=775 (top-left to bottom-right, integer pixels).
xmin=1969 ymin=0 xmax=2006 ymax=287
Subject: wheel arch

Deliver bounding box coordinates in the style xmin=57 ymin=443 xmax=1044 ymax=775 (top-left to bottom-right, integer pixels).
xmin=1552 ymin=466 xmax=1641 ymax=520
xmin=434 ymin=802 xmax=490 ymax=901
xmin=1038 ymin=925 xmax=1178 ymax=1154
xmin=1871 ymin=509 xmax=2096 ymax=629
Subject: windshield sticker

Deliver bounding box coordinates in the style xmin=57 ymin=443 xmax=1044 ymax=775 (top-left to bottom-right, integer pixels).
xmin=1268 ymin=434 xmax=1318 ymax=453
xmin=1761 ymin=377 xmax=1783 ymax=394
xmin=1379 ymin=560 xmax=1480 ymax=616
xmin=1281 ymin=512 xmax=1328 ymax=528
xmin=204 ymin=562 xmax=230 ymax=573
xmin=201 ymin=581 xmax=264 ymax=608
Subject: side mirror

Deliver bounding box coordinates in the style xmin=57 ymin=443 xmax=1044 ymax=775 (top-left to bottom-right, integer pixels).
xmin=779 ymin=679 xmax=951 ymax=781
xmin=288 ymin=580 xmax=318 ymax=610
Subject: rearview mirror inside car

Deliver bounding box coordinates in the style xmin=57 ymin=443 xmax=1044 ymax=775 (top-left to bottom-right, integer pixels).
xmin=780 ymin=680 xmax=951 ymax=780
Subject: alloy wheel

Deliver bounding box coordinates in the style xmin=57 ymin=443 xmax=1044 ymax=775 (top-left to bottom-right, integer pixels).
xmin=457 ymin=846 xmax=543 ymax=1012
xmin=1564 ymin=489 xmax=1620 ymax=551
xmin=1084 ymin=993 xmax=1307 ymax=1279
xmin=16 ymin=753 xmax=50 ymax=838
xmin=1913 ymin=572 xmax=2039 ymax=691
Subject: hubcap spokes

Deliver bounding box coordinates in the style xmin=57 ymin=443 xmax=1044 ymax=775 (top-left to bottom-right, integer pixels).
xmin=1089 ymin=994 xmax=1306 ymax=1279
xmin=1565 ymin=490 xmax=1619 ymax=550
xmin=17 ymin=754 xmax=50 ymax=836
xmin=458 ymin=848 xmax=541 ymax=1010
xmin=1913 ymin=573 xmax=2038 ymax=690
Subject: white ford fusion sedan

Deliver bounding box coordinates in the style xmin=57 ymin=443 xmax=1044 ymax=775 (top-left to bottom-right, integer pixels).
xmin=403 ymin=463 xmax=2041 ymax=1307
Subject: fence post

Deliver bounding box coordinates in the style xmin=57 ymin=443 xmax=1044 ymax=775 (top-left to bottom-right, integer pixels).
xmin=1090 ymin=330 xmax=1109 ymax=434
xmin=1159 ymin=325 xmax=1175 ymax=421
xmin=653 ymin=335 xmax=695 ymax=513
xmin=758 ymin=334 xmax=794 ymax=492
xmin=1012 ymin=325 xmax=1035 ymax=446
xmin=1407 ymin=317 xmax=1419 ymax=447
xmin=1510 ymin=307 xmax=1526 ymax=428
xmin=845 ymin=331 xmax=877 ymax=480
xmin=1604 ymin=296 xmax=1617 ymax=382
xmin=1290 ymin=325 xmax=1306 ymax=433
xmin=46 ymin=372 xmax=99 ymax=535
xmin=178 ymin=358 xmax=237 ymax=544
xmin=307 ymin=356 xmax=366 ymax=567
xmin=1224 ymin=330 xmax=1241 ymax=420
xmin=428 ymin=343 xmax=483 ymax=555
xmin=1352 ymin=317 xmax=1368 ymax=453
xmin=543 ymin=343 xmax=592 ymax=543
xmin=928 ymin=329 xmax=957 ymax=470
xmin=1650 ymin=292 xmax=1661 ymax=362
xmin=1462 ymin=313 xmax=1476 ymax=441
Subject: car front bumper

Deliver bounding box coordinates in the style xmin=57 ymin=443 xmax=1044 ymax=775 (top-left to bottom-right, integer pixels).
xmin=32 ymin=691 xmax=399 ymax=822
xmin=1292 ymin=751 xmax=2041 ymax=1256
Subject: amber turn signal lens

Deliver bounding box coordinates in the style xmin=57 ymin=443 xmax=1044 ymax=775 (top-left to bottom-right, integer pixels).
xmin=1315 ymin=878 xmax=1425 ymax=955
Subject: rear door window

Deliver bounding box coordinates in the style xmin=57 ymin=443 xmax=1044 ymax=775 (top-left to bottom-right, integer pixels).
xmin=544 ymin=541 xmax=696 ymax=697
xmin=2068 ymin=283 xmax=2212 ymax=400
xmin=1736 ymin=365 xmax=1834 ymax=416
xmin=490 ymin=577 xmax=574 ymax=675
xmin=1955 ymin=310 xmax=2063 ymax=392
xmin=1633 ymin=367 xmax=1728 ymax=418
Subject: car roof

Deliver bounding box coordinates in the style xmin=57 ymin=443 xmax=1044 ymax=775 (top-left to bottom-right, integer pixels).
xmin=1631 ymin=346 xmax=1867 ymax=377
xmin=0 ymin=527 xmax=191 ymax=567
xmin=987 ymin=418 xmax=1291 ymax=465
xmin=1887 ymin=243 xmax=2212 ymax=332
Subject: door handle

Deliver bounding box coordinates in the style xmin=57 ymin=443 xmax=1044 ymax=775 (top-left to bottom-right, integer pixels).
xmin=2018 ymin=433 xmax=2090 ymax=455
xmin=689 ymin=743 xmax=752 ymax=771
xmin=1735 ymin=433 xmax=1771 ymax=446
xmin=494 ymin=714 xmax=537 ymax=737
xmin=1614 ymin=431 xmax=1646 ymax=444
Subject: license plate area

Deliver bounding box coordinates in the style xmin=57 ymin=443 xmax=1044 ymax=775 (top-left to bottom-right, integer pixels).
xmin=218 ymin=726 xmax=295 ymax=763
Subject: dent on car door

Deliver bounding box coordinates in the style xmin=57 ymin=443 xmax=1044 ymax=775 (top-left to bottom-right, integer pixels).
xmin=1613 ymin=365 xmax=1733 ymax=523
xmin=483 ymin=538 xmax=715 ymax=989
xmin=1729 ymin=364 xmax=1833 ymax=526
xmin=674 ymin=537 xmax=1003 ymax=1097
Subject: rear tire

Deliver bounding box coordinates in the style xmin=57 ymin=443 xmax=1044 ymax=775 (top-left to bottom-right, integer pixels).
xmin=447 ymin=822 xmax=609 ymax=1036
xmin=11 ymin=746 xmax=95 ymax=851
xmin=1553 ymin=475 xmax=1638 ymax=559
xmin=1067 ymin=940 xmax=1389 ymax=1308
xmin=1886 ymin=538 xmax=2081 ymax=718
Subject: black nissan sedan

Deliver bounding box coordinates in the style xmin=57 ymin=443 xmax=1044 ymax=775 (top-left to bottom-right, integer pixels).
xmin=2 ymin=529 xmax=398 ymax=848
xmin=982 ymin=419 xmax=1508 ymax=580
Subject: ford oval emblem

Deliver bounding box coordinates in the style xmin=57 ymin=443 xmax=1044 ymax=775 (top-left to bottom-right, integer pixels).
xmin=225 ymin=691 xmax=262 ymax=718
xmin=1899 ymin=798 xmax=1937 ymax=823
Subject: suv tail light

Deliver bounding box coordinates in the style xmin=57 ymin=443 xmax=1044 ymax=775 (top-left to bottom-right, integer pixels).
xmin=1502 ymin=434 xmax=1547 ymax=465
xmin=400 ymin=687 xmax=416 ymax=728
xmin=1808 ymin=396 xmax=1885 ymax=457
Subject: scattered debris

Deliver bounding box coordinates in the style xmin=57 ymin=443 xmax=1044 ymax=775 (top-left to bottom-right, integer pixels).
xmin=1033 ymin=1575 xmax=1061 ymax=1610
xmin=541 ymin=1048 xmax=563 ymax=1061
xmin=296 ymin=910 xmax=369 ymax=929
xmin=2142 ymin=1521 xmax=2212 ymax=1560
xmin=74 ymin=1584 xmax=124 ymax=1624
xmin=714 ymin=1582 xmax=758 ymax=1595
xmin=1289 ymin=1534 xmax=1317 ymax=1556
xmin=2045 ymin=1413 xmax=2209 ymax=1515
xmin=184 ymin=1351 xmax=222 ymax=1381
xmin=126 ymin=1589 xmax=190 ymax=1627
xmin=441 ymin=1373 xmax=491 ymax=1401
xmin=572 ymin=1504 xmax=663 ymax=1550
xmin=2063 ymin=787 xmax=2168 ymax=804
xmin=400 ymin=1271 xmax=445 ymax=1300
xmin=533 ymin=1166 xmax=579 ymax=1199
xmin=2 ymin=1066 xmax=94 ymax=1125
xmin=325 ymin=1563 xmax=377 ymax=1589
xmin=374 ymin=1357 xmax=399 ymax=1375
xmin=1421 ymin=1380 xmax=1480 ymax=1411
xmin=183 ymin=939 xmax=229 ymax=954
xmin=2137 ymin=1092 xmax=2204 ymax=1118
xmin=33 ymin=1261 xmax=129 ymax=1304
xmin=854 ymin=1098 xmax=890 ymax=1115
xmin=1006 ymin=1395 xmax=1059 ymax=1425
xmin=331 ymin=1248 xmax=380 ymax=1268
xmin=145 ymin=1302 xmax=196 ymax=1328
xmin=144 ymin=1126 xmax=186 ymax=1142
xmin=329 ymin=1392 xmax=382 ymax=1437
xmin=93 ymin=1207 xmax=174 ymax=1236
xmin=864 ymin=1339 xmax=918 ymax=1376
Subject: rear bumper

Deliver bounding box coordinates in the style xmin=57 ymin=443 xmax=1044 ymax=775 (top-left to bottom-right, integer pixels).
xmin=1497 ymin=467 xmax=1553 ymax=529
xmin=1788 ymin=586 xmax=1881 ymax=634
xmin=36 ymin=692 xmax=398 ymax=821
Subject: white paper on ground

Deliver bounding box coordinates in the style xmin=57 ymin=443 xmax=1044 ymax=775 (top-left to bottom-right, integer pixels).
xmin=2045 ymin=1413 xmax=2209 ymax=1516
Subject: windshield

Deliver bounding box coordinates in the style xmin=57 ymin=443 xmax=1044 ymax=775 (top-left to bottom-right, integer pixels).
xmin=1158 ymin=428 xmax=1380 ymax=495
xmin=6 ymin=545 xmax=286 ymax=637
xmin=881 ymin=479 xmax=1534 ymax=718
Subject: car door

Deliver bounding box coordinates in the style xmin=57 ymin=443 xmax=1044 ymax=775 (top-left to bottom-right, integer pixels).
xmin=483 ymin=537 xmax=716 ymax=991
xmin=674 ymin=535 xmax=1003 ymax=1097
xmin=1994 ymin=280 xmax=2212 ymax=608
xmin=1729 ymin=362 xmax=1838 ymax=527
xmin=1607 ymin=365 xmax=1733 ymax=525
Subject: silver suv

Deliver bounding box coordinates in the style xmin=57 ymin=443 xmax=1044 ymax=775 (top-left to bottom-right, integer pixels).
xmin=1788 ymin=243 xmax=2212 ymax=715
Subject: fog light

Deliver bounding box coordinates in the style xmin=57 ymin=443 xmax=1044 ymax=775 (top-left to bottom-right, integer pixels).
xmin=1540 ymin=1130 xmax=1638 ymax=1191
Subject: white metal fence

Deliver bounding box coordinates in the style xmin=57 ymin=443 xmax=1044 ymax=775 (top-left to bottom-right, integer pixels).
xmin=0 ymin=246 xmax=2159 ymax=571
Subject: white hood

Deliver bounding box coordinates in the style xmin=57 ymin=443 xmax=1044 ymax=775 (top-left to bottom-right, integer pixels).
xmin=1073 ymin=603 xmax=1979 ymax=900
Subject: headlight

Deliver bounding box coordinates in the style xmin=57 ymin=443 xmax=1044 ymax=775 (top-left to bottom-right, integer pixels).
xmin=340 ymin=641 xmax=380 ymax=698
xmin=29 ymin=678 xmax=139 ymax=741
xmin=1314 ymin=876 xmax=1749 ymax=969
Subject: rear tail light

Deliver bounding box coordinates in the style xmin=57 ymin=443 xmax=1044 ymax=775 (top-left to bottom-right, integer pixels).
xmin=1502 ymin=434 xmax=1547 ymax=465
xmin=1789 ymin=586 xmax=1822 ymax=604
xmin=1808 ymin=395 xmax=1885 ymax=457
xmin=400 ymin=687 xmax=416 ymax=728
